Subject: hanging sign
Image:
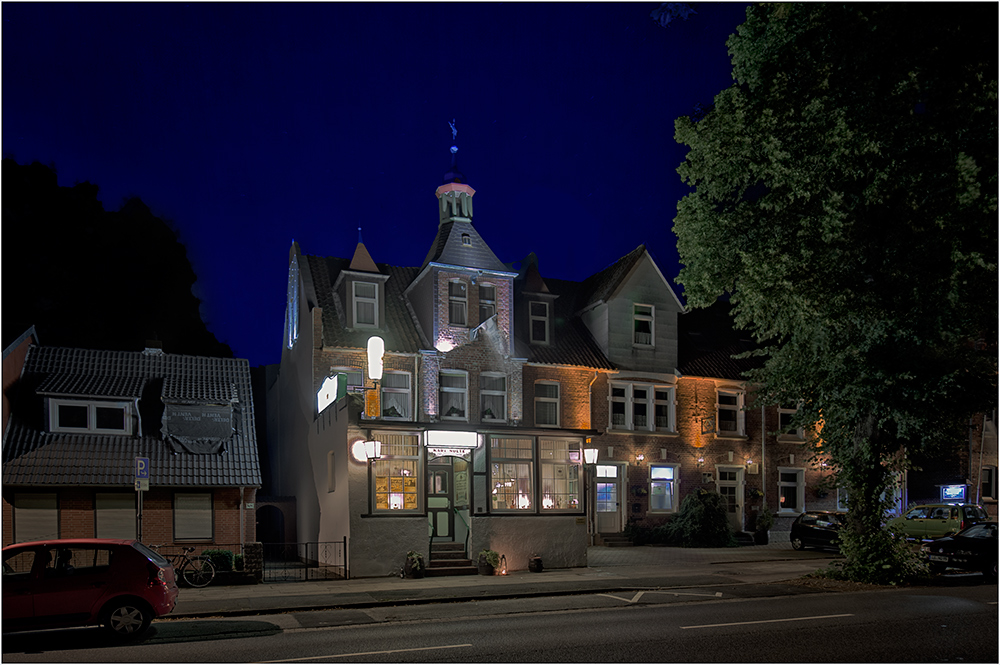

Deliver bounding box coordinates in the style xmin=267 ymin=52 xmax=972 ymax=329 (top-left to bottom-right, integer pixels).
xmin=365 ymin=389 xmax=380 ymax=419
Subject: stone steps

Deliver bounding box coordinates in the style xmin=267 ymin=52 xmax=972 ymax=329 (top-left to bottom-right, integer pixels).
xmin=425 ymin=541 xmax=477 ymax=577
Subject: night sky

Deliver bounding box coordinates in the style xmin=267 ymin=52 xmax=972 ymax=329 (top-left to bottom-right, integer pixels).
xmin=2 ymin=3 xmax=749 ymax=367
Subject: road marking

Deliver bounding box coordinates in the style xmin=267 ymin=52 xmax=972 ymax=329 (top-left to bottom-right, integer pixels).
xmin=682 ymin=613 xmax=853 ymax=629
xmin=258 ymin=643 xmax=473 ymax=662
xmin=598 ymin=590 xmax=722 ymax=604
xmin=597 ymin=591 xmax=646 ymax=603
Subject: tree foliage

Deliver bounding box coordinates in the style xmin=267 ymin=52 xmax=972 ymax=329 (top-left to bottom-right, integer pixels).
xmin=673 ymin=4 xmax=996 ymax=582
xmin=2 ymin=159 xmax=232 ymax=358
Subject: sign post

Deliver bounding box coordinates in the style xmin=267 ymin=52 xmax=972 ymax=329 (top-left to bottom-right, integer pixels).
xmin=135 ymin=457 xmax=149 ymax=541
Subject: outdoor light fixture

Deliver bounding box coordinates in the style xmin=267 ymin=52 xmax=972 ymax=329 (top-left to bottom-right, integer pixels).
xmin=584 ymin=448 xmax=598 ymax=465
xmin=697 ymin=456 xmax=705 ymax=467
xmin=363 ymin=439 xmax=382 ymax=461
xmin=635 ymin=453 xmax=645 ymax=463
xmin=746 ymin=459 xmax=753 ymax=466
xmin=367 ymin=336 xmax=385 ymax=381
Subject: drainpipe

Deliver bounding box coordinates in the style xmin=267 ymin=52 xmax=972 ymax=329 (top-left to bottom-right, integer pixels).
xmin=761 ymin=406 xmax=767 ymax=511
xmin=587 ymin=371 xmax=599 ymax=545
xmin=239 ymin=487 xmax=245 ymax=554
xmin=588 ymin=372 xmax=599 ymax=430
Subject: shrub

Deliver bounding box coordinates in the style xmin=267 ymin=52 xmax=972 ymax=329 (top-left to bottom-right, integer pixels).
xmin=202 ymin=549 xmax=235 ymax=572
xmin=478 ymin=549 xmax=500 ymax=568
xmin=234 ymin=554 xmax=245 ymax=572
xmin=664 ymin=489 xmax=737 ymax=548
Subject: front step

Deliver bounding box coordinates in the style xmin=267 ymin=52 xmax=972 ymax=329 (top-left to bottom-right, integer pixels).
xmin=598 ymin=533 xmax=634 ymax=547
xmin=425 ymin=542 xmax=478 ymax=577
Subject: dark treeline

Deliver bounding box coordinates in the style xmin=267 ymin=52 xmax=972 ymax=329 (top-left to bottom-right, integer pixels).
xmin=2 ymin=159 xmax=232 ymax=358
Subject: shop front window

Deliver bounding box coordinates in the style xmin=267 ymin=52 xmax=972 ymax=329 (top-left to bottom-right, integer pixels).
xmin=490 ymin=436 xmax=534 ymax=512
xmin=372 ymin=433 xmax=422 ymax=513
xmin=539 ymin=438 xmax=582 ymax=512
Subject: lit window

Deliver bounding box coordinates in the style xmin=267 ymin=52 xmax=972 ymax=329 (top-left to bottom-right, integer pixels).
xmin=439 ymin=371 xmax=468 ymax=420
xmin=353 ymin=281 xmax=378 ymax=328
xmin=633 ymin=304 xmax=654 ymax=346
xmin=372 ymin=433 xmax=421 ymax=513
xmin=539 ymin=438 xmax=583 ymax=512
xmin=174 ymin=493 xmax=213 ymax=540
xmin=649 ymin=465 xmax=679 ymax=513
xmin=534 ymin=381 xmax=560 ymax=427
xmin=529 ymin=301 xmax=549 ymax=344
xmin=610 ymin=384 xmax=674 ymax=432
xmin=479 ymin=284 xmax=496 ymax=322
xmin=777 ymin=468 xmax=805 ymax=514
xmin=490 ymin=436 xmax=534 ymax=512
xmin=449 ymin=281 xmax=467 ymax=326
xmin=480 ymin=373 xmax=506 ymax=422
xmin=717 ymin=389 xmax=745 ymax=436
xmin=49 ymin=399 xmax=132 ymax=435
xmin=380 ymin=372 xmax=411 ymax=420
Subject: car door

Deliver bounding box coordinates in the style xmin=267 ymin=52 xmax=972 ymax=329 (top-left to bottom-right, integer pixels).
xmin=814 ymin=514 xmax=842 ymax=548
xmin=925 ymin=507 xmax=954 ymax=539
xmin=31 ymin=545 xmax=114 ymax=625
xmin=2 ymin=547 xmax=39 ymax=626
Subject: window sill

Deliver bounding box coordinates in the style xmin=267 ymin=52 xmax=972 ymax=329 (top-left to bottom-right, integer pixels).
xmin=535 ymin=423 xmax=560 ymax=428
xmin=777 ymin=435 xmax=806 ymax=443
xmin=604 ymin=428 xmax=679 ymax=438
xmin=632 ymin=344 xmax=655 ymax=349
xmin=714 ymin=434 xmax=748 ymax=441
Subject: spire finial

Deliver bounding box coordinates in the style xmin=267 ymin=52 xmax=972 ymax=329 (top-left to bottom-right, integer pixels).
xmin=358 ymin=226 xmax=363 ymax=244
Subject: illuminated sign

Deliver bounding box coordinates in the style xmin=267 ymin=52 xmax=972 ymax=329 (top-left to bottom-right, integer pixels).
xmin=941 ymin=484 xmax=967 ymax=502
xmin=365 ymin=389 xmax=380 ymax=419
xmin=427 ymin=446 xmax=472 ymax=459
xmin=425 ymin=430 xmax=477 ymax=448
xmin=317 ymin=374 xmax=344 ymax=414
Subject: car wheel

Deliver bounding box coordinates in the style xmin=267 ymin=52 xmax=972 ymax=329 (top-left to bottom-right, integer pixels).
xmin=103 ymin=599 xmax=152 ymax=639
xmin=790 ymin=536 xmax=806 ymax=551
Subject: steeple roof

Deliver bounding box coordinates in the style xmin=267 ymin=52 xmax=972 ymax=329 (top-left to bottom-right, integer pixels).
xmin=349 ymin=241 xmax=380 ymax=273
xmin=421 ymin=220 xmax=508 ymax=271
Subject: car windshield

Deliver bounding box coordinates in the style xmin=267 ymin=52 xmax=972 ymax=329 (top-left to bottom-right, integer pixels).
xmin=133 ymin=542 xmax=170 ymax=566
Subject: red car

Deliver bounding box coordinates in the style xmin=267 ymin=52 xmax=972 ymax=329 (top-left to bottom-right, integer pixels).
xmin=2 ymin=539 xmax=179 ymax=639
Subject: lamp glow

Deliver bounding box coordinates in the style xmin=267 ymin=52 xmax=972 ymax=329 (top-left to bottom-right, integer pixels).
xmin=363 ymin=439 xmax=382 ymax=461
xmin=367 ymin=336 xmax=385 ymax=381
xmin=584 ymin=448 xmax=598 ymax=464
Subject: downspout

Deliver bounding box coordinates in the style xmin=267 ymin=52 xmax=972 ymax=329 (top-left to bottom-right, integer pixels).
xmin=588 ymin=372 xmax=599 ymax=430
xmin=588 ymin=371 xmax=600 ymax=546
xmin=761 ymin=405 xmax=767 ymax=511
xmin=239 ymin=487 xmax=245 ymax=554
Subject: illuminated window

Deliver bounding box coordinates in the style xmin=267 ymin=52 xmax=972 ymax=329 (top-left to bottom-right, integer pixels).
xmin=439 ymin=371 xmax=468 ymax=420
xmin=529 ymin=301 xmax=549 ymax=344
xmin=717 ymin=389 xmax=745 ymax=436
xmin=777 ymin=468 xmax=804 ymax=514
xmin=353 ymin=281 xmax=378 ymax=328
xmin=372 ymin=433 xmax=421 ymax=513
xmin=649 ymin=465 xmax=679 ymax=513
xmin=479 ymin=284 xmax=496 ymax=322
xmin=534 ymin=381 xmax=559 ymax=427
xmin=539 ymin=438 xmax=582 ymax=512
xmin=49 ymin=399 xmax=132 ymax=435
xmin=490 ymin=436 xmax=534 ymax=512
xmin=480 ymin=373 xmax=506 ymax=422
xmin=380 ymin=372 xmax=411 ymax=420
xmin=448 ymin=281 xmax=467 ymax=326
xmin=633 ymin=304 xmax=654 ymax=346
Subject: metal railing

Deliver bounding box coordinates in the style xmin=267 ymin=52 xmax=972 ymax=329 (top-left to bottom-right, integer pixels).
xmin=261 ymin=539 xmax=349 ymax=582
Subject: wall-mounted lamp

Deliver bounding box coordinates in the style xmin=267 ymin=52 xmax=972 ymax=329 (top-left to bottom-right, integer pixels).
xmin=697 ymin=456 xmax=705 ymax=467
xmin=635 ymin=453 xmax=645 ymax=463
xmin=584 ymin=448 xmax=599 ymax=465
xmin=745 ymin=459 xmax=753 ymax=466
xmin=363 ymin=439 xmax=382 ymax=461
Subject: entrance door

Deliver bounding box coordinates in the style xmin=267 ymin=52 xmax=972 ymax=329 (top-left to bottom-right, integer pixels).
xmin=717 ymin=466 xmax=745 ymax=531
xmin=596 ymin=464 xmax=622 ymax=533
xmin=428 ymin=458 xmax=453 ymax=541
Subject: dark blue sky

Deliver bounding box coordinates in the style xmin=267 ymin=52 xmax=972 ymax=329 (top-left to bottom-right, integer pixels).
xmin=2 ymin=3 xmax=749 ymax=367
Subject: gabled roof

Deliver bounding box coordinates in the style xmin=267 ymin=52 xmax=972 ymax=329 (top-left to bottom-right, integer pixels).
xmin=305 ymin=255 xmax=424 ymax=353
xmin=578 ymin=244 xmax=647 ymax=310
xmin=677 ymin=300 xmax=764 ymax=381
xmin=349 ymin=242 xmax=380 ymax=273
xmin=3 ymin=346 xmax=261 ymax=488
xmin=421 ymin=220 xmax=508 ymax=272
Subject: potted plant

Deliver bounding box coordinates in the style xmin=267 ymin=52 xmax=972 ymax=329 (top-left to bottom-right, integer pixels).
xmin=528 ymin=554 xmax=543 ymax=573
xmin=754 ymin=507 xmax=774 ymax=545
xmin=478 ymin=549 xmax=500 ymax=575
xmin=403 ymin=550 xmax=425 ymax=578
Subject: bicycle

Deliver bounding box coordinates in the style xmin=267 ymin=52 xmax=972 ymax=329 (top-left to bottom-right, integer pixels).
xmin=150 ymin=545 xmax=216 ymax=588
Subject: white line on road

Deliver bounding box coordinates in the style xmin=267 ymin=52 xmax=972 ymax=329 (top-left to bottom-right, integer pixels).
xmin=258 ymin=643 xmax=473 ymax=662
xmin=682 ymin=613 xmax=853 ymax=629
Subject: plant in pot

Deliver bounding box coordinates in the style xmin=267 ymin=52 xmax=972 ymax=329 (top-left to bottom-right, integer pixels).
xmin=478 ymin=549 xmax=500 ymax=575
xmin=754 ymin=507 xmax=774 ymax=545
xmin=403 ymin=550 xmax=425 ymax=578
xmin=528 ymin=554 xmax=543 ymax=573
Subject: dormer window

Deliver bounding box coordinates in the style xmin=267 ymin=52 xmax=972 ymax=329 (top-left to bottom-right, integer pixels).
xmin=633 ymin=304 xmax=654 ymax=346
xmin=461 ymin=233 xmax=472 ymax=246
xmin=49 ymin=399 xmax=133 ymax=435
xmin=449 ymin=280 xmax=467 ymax=326
xmin=353 ymin=281 xmax=378 ymax=328
xmin=530 ymin=301 xmax=549 ymax=344
xmin=479 ymin=284 xmax=496 ymax=321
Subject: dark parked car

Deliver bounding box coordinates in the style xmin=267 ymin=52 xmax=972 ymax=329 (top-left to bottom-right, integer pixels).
xmin=921 ymin=521 xmax=998 ymax=581
xmin=790 ymin=511 xmax=847 ymax=552
xmin=3 ymin=539 xmax=178 ymax=639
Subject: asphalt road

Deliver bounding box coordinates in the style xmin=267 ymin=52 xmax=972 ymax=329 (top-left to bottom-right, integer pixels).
xmin=4 ymin=581 xmax=997 ymax=662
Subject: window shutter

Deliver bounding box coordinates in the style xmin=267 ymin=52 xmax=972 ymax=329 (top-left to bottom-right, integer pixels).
xmin=95 ymin=493 xmax=136 ymax=539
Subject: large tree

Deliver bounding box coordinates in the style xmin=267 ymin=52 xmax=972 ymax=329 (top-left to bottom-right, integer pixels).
xmin=673 ymin=4 xmax=997 ymax=583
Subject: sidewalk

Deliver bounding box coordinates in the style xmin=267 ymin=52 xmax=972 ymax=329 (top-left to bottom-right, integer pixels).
xmin=170 ymin=537 xmax=842 ymax=619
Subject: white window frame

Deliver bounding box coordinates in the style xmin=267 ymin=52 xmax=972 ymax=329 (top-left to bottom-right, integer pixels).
xmin=777 ymin=467 xmax=805 ymax=515
xmin=777 ymin=405 xmax=805 ymax=440
xmin=529 ymin=301 xmax=549 ymax=345
xmin=439 ymin=370 xmax=469 ymax=421
xmin=448 ymin=280 xmax=468 ymax=327
xmin=49 ymin=399 xmax=133 ymax=435
xmin=649 ymin=463 xmax=679 ymax=513
xmin=479 ymin=284 xmax=496 ymax=322
xmin=609 ymin=383 xmax=674 ymax=432
xmin=372 ymin=432 xmax=423 ymax=513
xmin=534 ymin=381 xmax=560 ymax=428
xmin=716 ymin=389 xmax=745 ymax=436
xmin=480 ymin=372 xmax=507 ymax=423
xmin=352 ymin=281 xmax=379 ymax=328
xmin=380 ymin=371 xmax=411 ymax=420
xmin=174 ymin=492 xmax=213 ymax=541
xmin=653 ymin=386 xmax=675 ymax=432
xmin=633 ymin=303 xmax=655 ymax=347
xmin=490 ymin=436 xmax=535 ymax=513
xmin=539 ymin=437 xmax=583 ymax=513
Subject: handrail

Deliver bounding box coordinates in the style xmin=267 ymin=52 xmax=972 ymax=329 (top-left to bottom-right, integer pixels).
xmin=454 ymin=507 xmax=471 ymax=556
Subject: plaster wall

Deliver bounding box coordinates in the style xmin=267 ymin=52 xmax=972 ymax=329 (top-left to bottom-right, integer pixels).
xmin=470 ymin=515 xmax=588 ymax=571
xmin=606 ymin=255 xmax=681 ymax=373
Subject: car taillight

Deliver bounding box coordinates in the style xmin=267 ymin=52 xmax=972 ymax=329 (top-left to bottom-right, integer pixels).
xmin=959 ymin=520 xmax=965 ymax=531
xmin=148 ymin=562 xmax=166 ymax=586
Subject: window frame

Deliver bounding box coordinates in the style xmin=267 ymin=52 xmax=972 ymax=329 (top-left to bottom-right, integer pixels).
xmin=371 ymin=432 xmax=423 ymax=514
xmin=776 ymin=467 xmax=805 ymax=515
xmin=534 ymin=381 xmax=560 ymax=428
xmin=479 ymin=284 xmax=496 ymax=322
xmin=380 ymin=371 xmax=411 ymax=420
xmin=352 ymin=280 xmax=379 ymax=328
xmin=49 ymin=398 xmax=133 ymax=436
xmin=439 ymin=370 xmax=469 ymax=421
xmin=538 ymin=437 xmax=583 ymax=513
xmin=480 ymin=372 xmax=507 ymax=423
xmin=649 ymin=463 xmax=680 ymax=514
xmin=173 ymin=492 xmax=214 ymax=541
xmin=716 ymin=389 xmax=746 ymax=437
xmin=448 ymin=280 xmax=468 ymax=327
xmin=609 ymin=383 xmax=675 ymax=432
xmin=633 ymin=303 xmax=655 ymax=347
xmin=777 ymin=405 xmax=805 ymax=440
xmin=983 ymin=465 xmax=998 ymax=502
xmin=529 ymin=301 xmax=549 ymax=345
xmin=489 ymin=436 xmax=535 ymax=513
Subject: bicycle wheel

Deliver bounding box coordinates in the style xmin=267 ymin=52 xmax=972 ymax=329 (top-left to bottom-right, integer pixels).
xmin=182 ymin=557 xmax=215 ymax=588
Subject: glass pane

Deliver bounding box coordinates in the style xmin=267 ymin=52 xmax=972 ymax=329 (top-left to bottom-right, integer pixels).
xmin=383 ymin=372 xmax=410 ymax=389
xmin=440 ymin=391 xmax=466 ymax=418
xmin=541 ymin=459 xmax=581 ymax=511
xmin=612 ymin=401 xmax=626 ymax=426
xmin=530 ymin=302 xmax=547 ymax=317
xmin=535 ymin=383 xmax=559 ymax=399
xmin=479 ymin=304 xmax=495 ymax=320
xmin=634 ymin=304 xmax=653 ymax=317
xmin=95 ymin=406 xmax=125 ymax=431
xmin=481 ymin=374 xmax=506 ymax=391
xmin=355 ymin=282 xmax=376 ymax=299
xmin=345 ymin=371 xmax=363 ymax=388
xmin=381 ymin=391 xmax=408 ymax=419
xmin=441 ymin=373 xmax=467 ymax=389
xmin=650 ymin=480 xmax=674 ymax=511
xmin=655 ymin=390 xmax=671 ymax=401
xmin=535 ymin=400 xmax=558 ymax=425
xmin=58 ymin=404 xmax=88 ymax=429
xmin=779 ymin=486 xmax=798 ymax=511
xmin=651 ymin=466 xmax=674 ymax=479
xmin=597 ymin=483 xmax=616 ymax=512
xmin=531 ymin=318 xmax=547 ymax=341
xmin=491 ymin=437 xmax=533 ymax=459
xmin=596 ymin=465 xmax=617 ymax=478
xmin=491 ymin=462 xmax=533 ymax=510
xmin=449 ymin=281 xmax=467 ymax=297
xmin=479 ymin=285 xmax=495 ymax=301
xmin=779 ymin=472 xmax=798 ymax=483
xmin=633 ymin=401 xmax=647 ymax=428
xmin=612 ymin=386 xmax=626 ymax=398
xmin=482 ymin=393 xmax=505 ymax=420
xmin=719 ymin=409 xmax=738 ymax=431
xmin=655 ymin=403 xmax=670 ymax=428
xmin=449 ymin=301 xmax=467 ymax=325
xmin=633 ymin=388 xmax=647 ymax=400
xmin=356 ymin=300 xmax=376 ymax=325
xmin=719 ymin=393 xmax=738 ymax=406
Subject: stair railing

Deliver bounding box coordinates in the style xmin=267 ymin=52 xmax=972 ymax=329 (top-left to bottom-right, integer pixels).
xmin=454 ymin=507 xmax=471 ymax=557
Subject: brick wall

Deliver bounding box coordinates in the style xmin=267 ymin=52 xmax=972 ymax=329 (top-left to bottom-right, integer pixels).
xmin=521 ymin=365 xmax=596 ymax=430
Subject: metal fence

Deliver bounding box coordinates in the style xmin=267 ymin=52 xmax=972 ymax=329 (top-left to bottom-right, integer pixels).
xmin=261 ymin=540 xmax=349 ymax=582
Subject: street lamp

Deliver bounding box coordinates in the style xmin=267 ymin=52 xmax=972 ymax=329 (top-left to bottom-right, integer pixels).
xmin=367 ymin=336 xmax=384 ymax=381
xmin=583 ymin=444 xmax=598 ymax=545
xmin=584 ymin=447 xmax=599 ymax=465
xmin=363 ymin=439 xmax=382 ymax=461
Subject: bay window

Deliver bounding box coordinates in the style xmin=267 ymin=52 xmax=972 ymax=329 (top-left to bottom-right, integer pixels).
xmin=610 ymin=383 xmax=675 ymax=432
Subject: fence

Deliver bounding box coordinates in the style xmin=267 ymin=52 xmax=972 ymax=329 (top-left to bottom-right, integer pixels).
xmin=147 ymin=539 xmax=348 ymax=583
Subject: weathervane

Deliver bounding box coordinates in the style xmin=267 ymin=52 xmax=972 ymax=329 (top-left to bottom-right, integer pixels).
xmin=449 ymin=119 xmax=458 ymax=154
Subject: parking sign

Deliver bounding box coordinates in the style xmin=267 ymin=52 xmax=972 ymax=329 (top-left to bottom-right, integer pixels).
xmin=135 ymin=457 xmax=149 ymax=479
